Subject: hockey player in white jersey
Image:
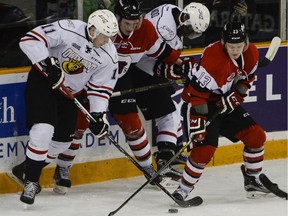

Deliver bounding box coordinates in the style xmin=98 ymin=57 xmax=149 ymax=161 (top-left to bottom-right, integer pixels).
xmin=134 ymin=2 xmax=210 ymax=180
xmin=40 ymin=1 xmax=210 ymax=193
xmin=12 ymin=9 xmax=119 ymax=205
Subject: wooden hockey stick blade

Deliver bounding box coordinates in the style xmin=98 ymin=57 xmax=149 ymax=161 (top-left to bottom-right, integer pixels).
xmin=265 ymin=37 xmax=281 ymax=61
xmin=258 ymin=36 xmax=281 ymax=67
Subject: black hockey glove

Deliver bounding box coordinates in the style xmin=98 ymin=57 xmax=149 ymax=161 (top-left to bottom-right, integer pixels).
xmin=219 ymin=90 xmax=244 ymax=114
xmin=189 ymin=107 xmax=207 ymax=147
xmin=89 ymin=112 xmax=109 ymax=138
xmin=40 ymin=57 xmax=64 ymax=89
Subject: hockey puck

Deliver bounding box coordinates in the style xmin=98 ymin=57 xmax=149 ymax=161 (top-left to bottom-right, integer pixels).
xmin=168 ymin=208 xmax=178 ymax=213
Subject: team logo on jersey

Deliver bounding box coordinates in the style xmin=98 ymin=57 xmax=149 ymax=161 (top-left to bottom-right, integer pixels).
xmin=62 ymin=59 xmax=84 ymax=74
xmin=62 ymin=48 xmax=98 ymax=72
xmin=161 ymin=25 xmax=174 ymax=37
xmin=117 ymin=40 xmax=141 ymax=50
xmin=85 ymin=45 xmax=92 ymax=53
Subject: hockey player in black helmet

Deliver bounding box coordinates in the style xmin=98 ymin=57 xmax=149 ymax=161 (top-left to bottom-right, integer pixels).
xmin=174 ymin=20 xmax=272 ymax=201
xmin=109 ymin=0 xmax=198 ymax=186
xmin=114 ymin=0 xmax=142 ymax=20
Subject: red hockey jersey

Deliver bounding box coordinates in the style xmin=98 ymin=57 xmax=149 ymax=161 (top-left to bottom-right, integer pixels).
xmin=113 ymin=19 xmax=180 ymax=78
xmin=185 ymin=41 xmax=259 ymax=106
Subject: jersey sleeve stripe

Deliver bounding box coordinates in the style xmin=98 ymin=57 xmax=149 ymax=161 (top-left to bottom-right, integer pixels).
xmin=86 ymin=93 xmax=109 ymax=100
xmin=87 ymin=81 xmax=114 ymax=91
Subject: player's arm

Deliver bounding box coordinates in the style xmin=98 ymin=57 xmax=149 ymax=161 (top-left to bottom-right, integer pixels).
xmin=19 ymin=21 xmax=63 ymax=64
xmin=143 ymin=20 xmax=192 ymax=80
xmin=19 ymin=21 xmax=66 ymax=90
xmin=220 ymin=44 xmax=259 ymax=114
xmin=87 ymin=53 xmax=118 ymax=137
xmin=182 ymin=64 xmax=214 ymax=146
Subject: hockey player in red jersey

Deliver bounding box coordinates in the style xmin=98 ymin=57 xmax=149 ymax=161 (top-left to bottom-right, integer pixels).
xmin=108 ymin=0 xmax=186 ymax=183
xmin=11 ymin=9 xmax=119 ymax=205
xmin=172 ymin=20 xmax=272 ymax=201
xmin=133 ymin=2 xmax=210 ymax=181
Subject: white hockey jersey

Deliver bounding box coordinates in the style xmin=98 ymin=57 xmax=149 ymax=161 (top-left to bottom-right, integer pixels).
xmin=136 ymin=4 xmax=182 ymax=75
xmin=19 ymin=19 xmax=118 ymax=113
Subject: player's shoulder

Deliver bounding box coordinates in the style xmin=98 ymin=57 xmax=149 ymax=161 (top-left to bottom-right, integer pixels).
xmin=243 ymin=42 xmax=259 ymax=69
xmin=57 ymin=19 xmax=86 ymax=33
xmin=203 ymin=41 xmax=225 ymax=59
xmin=154 ymin=5 xmax=179 ymax=41
xmin=245 ymin=43 xmax=259 ymax=57
xmin=140 ymin=19 xmax=156 ymax=32
xmin=201 ymin=41 xmax=228 ymax=70
xmin=100 ymin=40 xmax=118 ymax=63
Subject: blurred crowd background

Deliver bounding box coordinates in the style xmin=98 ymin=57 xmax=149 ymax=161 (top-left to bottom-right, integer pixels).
xmin=0 ymin=0 xmax=286 ymax=68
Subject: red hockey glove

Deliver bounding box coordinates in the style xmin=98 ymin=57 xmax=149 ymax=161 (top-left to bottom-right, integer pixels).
xmin=190 ymin=114 xmax=207 ymax=146
xmin=89 ymin=112 xmax=109 ymax=138
xmin=154 ymin=61 xmax=183 ymax=80
xmin=39 ymin=57 xmax=64 ymax=89
xmin=181 ymin=56 xmax=196 ymax=78
xmin=220 ymin=91 xmax=244 ymax=114
xmin=153 ymin=57 xmax=195 ymax=81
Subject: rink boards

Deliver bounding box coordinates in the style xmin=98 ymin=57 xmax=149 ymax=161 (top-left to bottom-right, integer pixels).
xmin=0 ymin=42 xmax=287 ymax=194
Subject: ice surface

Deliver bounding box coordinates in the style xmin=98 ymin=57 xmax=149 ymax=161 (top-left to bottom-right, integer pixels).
xmin=0 ymin=159 xmax=287 ymax=216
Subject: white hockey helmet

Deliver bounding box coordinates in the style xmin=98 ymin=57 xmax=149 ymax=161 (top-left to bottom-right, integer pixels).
xmin=179 ymin=2 xmax=210 ymax=34
xmin=87 ymin=9 xmax=119 ymax=39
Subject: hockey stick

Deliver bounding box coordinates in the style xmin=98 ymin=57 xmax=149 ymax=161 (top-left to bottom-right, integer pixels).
xmin=55 ymin=88 xmax=203 ymax=213
xmin=111 ymin=78 xmax=184 ymax=97
xmin=259 ymin=174 xmax=288 ymax=200
xmin=111 ymin=37 xmax=281 ymax=98
xmin=258 ymin=36 xmax=281 ymax=67
xmin=107 ymin=109 xmax=222 ymax=216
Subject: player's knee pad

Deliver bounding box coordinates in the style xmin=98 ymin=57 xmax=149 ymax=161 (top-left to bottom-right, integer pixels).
xmin=155 ymin=111 xmax=180 ymax=144
xmin=113 ymin=113 xmax=144 ymax=140
xmin=190 ymin=145 xmax=216 ymax=165
xmin=155 ymin=111 xmax=180 ymax=131
xmin=27 ymin=123 xmax=54 ymax=161
xmin=29 ymin=123 xmax=54 ymax=150
xmin=235 ymin=125 xmax=266 ymax=149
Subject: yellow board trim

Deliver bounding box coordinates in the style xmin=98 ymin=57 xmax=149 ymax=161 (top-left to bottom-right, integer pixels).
xmin=1 ymin=139 xmax=287 ymax=194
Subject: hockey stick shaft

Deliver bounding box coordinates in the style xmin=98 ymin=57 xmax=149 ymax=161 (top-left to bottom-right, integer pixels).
xmin=111 ymin=37 xmax=280 ymax=98
xmin=108 ymin=108 xmax=221 ymax=216
xmin=66 ymin=94 xmax=186 ymax=214
xmin=111 ymin=78 xmax=184 ymax=97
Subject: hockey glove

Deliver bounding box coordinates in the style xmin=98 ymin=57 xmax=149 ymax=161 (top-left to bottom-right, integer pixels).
xmin=220 ymin=91 xmax=244 ymax=114
xmin=153 ymin=57 xmax=195 ymax=81
xmin=154 ymin=61 xmax=183 ymax=80
xmin=89 ymin=112 xmax=109 ymax=138
xmin=41 ymin=57 xmax=64 ymax=89
xmin=181 ymin=56 xmax=196 ymax=79
xmin=190 ymin=114 xmax=207 ymax=146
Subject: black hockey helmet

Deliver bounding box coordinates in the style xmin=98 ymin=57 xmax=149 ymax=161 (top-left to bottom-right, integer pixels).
xmin=222 ymin=21 xmax=247 ymax=44
xmin=114 ymin=0 xmax=142 ymax=20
